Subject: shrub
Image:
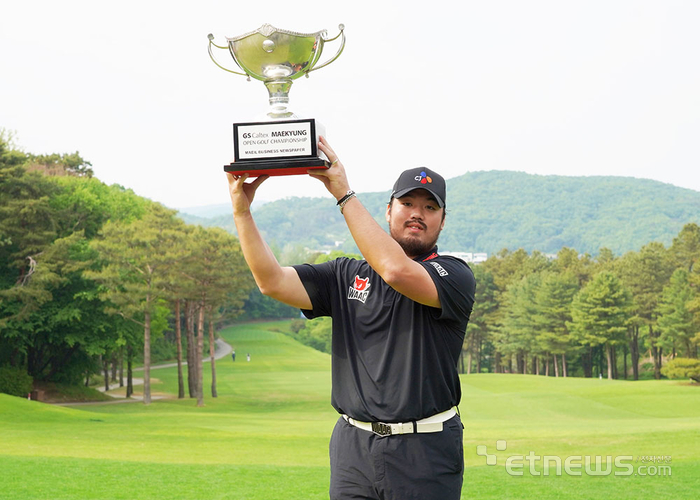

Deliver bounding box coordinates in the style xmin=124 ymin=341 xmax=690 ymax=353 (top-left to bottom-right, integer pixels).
xmin=290 ymin=318 xmax=307 ymax=333
xmin=0 ymin=366 xmax=33 ymax=397
xmin=640 ymin=361 xmax=655 ymax=372
xmin=661 ymin=358 xmax=700 ymax=383
xmin=296 ymin=317 xmax=332 ymax=354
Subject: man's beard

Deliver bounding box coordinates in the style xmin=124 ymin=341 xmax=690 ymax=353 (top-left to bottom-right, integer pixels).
xmin=390 ymin=220 xmax=442 ymax=258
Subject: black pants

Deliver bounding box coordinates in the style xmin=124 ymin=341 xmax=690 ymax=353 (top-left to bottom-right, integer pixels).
xmin=329 ymin=415 xmax=464 ymax=500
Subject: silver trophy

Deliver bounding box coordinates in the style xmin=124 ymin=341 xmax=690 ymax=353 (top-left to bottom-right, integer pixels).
xmin=208 ymin=24 xmax=346 ymax=176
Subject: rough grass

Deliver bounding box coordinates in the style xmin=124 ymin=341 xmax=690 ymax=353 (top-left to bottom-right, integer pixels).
xmin=0 ymin=320 xmax=698 ymax=499
xmin=37 ymin=381 xmax=114 ymax=403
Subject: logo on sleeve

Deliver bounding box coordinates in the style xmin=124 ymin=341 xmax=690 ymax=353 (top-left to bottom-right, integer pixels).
xmin=348 ymin=275 xmax=371 ymax=303
xmin=430 ymin=261 xmax=449 ymax=277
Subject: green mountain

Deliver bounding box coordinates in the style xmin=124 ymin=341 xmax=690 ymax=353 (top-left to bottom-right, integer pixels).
xmin=178 ymin=171 xmax=700 ymax=256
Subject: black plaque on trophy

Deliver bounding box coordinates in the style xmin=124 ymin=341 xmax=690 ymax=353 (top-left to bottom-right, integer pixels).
xmin=225 ymin=118 xmax=328 ymax=177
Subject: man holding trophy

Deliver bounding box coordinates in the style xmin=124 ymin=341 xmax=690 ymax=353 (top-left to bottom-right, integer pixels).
xmin=215 ymin=24 xmax=475 ymax=500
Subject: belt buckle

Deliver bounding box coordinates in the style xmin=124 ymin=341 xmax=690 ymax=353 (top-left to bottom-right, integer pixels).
xmin=371 ymin=422 xmax=392 ymax=436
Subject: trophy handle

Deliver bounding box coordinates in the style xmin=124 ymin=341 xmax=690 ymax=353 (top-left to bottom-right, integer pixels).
xmin=308 ymin=24 xmax=346 ymax=74
xmin=207 ymin=34 xmax=250 ymax=78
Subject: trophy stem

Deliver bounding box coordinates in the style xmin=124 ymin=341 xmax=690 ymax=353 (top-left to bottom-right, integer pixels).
xmin=265 ymin=79 xmax=294 ymax=119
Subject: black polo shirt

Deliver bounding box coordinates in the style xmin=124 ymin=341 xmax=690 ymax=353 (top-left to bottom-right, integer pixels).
xmin=293 ymin=247 xmax=475 ymax=422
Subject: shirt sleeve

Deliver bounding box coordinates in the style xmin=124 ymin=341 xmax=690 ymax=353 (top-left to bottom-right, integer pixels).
xmin=292 ymin=260 xmax=338 ymax=319
xmin=419 ymin=257 xmax=476 ymax=325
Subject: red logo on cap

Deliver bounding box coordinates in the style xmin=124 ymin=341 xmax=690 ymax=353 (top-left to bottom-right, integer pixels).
xmin=414 ymin=171 xmax=432 ymax=185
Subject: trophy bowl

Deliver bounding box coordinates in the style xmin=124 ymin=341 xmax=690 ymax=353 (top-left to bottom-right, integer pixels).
xmin=209 ymin=24 xmax=345 ymax=119
xmin=229 ymin=25 xmax=326 ymax=82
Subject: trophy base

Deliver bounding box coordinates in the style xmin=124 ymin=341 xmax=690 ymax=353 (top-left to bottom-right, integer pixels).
xmin=224 ymin=157 xmax=330 ymax=177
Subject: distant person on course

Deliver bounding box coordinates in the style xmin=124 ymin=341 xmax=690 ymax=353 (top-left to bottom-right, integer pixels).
xmin=226 ymin=136 xmax=476 ymax=500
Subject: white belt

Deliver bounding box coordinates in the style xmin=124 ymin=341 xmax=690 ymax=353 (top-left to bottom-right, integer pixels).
xmin=342 ymin=407 xmax=457 ymax=436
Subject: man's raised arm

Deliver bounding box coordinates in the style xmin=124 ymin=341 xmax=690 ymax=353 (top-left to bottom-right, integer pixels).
xmin=227 ymin=173 xmax=312 ymax=310
xmin=309 ymin=137 xmax=441 ymax=308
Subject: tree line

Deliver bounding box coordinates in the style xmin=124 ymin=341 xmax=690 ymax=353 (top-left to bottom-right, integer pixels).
xmin=466 ymin=230 xmax=700 ymax=380
xmin=0 ymin=132 xmax=257 ymax=404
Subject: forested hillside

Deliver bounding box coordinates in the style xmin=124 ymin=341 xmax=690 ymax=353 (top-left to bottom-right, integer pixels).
xmin=182 ymin=171 xmax=700 ymax=255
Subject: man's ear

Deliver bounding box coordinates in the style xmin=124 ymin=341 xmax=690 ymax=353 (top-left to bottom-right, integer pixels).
xmin=385 ymin=202 xmax=392 ymax=224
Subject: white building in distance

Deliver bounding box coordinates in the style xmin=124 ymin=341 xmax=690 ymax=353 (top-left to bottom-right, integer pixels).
xmin=441 ymin=251 xmax=488 ymax=264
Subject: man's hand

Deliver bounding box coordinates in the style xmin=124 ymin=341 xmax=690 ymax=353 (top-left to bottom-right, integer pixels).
xmin=309 ymin=136 xmax=351 ymax=200
xmin=227 ymin=173 xmax=269 ymax=217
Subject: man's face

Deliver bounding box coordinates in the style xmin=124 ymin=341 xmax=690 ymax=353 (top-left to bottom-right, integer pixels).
xmin=385 ymin=188 xmax=445 ymax=258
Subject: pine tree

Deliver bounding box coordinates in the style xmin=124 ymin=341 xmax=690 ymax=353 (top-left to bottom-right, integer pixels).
xmin=88 ymin=205 xmax=186 ymax=404
xmin=533 ymin=271 xmax=580 ymax=377
xmin=178 ymin=226 xmax=253 ymax=405
xmin=569 ymin=271 xmax=632 ymax=379
xmin=656 ymin=269 xmax=699 ymax=358
xmin=497 ymin=274 xmax=542 ymax=374
xmin=615 ymin=243 xmax=675 ymax=379
xmin=464 ymin=265 xmax=498 ymax=374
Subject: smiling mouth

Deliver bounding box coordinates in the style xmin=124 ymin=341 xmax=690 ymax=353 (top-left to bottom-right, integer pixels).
xmin=404 ymin=220 xmax=427 ymax=231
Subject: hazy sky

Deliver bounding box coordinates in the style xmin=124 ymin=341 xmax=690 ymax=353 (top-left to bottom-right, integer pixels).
xmin=2 ymin=0 xmax=698 ymax=209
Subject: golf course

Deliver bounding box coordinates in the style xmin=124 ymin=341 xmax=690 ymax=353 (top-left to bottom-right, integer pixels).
xmin=1 ymin=320 xmax=698 ymax=499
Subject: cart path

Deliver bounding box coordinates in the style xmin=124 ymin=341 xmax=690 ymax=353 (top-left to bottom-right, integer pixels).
xmin=101 ymin=337 xmax=232 ymax=388
xmin=132 ymin=337 xmax=233 ymax=372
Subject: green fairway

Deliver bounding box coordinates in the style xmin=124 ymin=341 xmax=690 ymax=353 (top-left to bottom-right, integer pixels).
xmin=1 ymin=320 xmax=698 ymax=499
